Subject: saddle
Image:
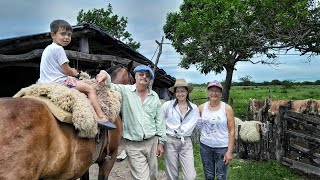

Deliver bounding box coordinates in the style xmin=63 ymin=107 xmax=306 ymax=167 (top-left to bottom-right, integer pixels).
xmin=23 ymin=95 xmax=73 ymax=123
xmin=14 ymin=81 xmax=121 ymax=138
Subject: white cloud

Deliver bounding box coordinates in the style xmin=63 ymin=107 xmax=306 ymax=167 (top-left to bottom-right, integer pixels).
xmin=1 ymin=0 xmax=320 ymax=84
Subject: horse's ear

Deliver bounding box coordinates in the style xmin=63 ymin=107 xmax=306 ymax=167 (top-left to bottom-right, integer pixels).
xmin=127 ymin=61 xmax=133 ymax=72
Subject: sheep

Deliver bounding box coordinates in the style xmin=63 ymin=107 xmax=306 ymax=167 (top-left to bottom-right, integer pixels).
xmin=235 ymin=117 xmax=262 ymax=143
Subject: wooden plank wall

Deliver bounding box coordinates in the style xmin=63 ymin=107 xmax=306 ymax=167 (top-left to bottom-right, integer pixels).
xmin=278 ymin=107 xmax=320 ymax=176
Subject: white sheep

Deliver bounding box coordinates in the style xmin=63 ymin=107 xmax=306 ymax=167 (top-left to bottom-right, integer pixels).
xmin=235 ymin=117 xmax=262 ymax=143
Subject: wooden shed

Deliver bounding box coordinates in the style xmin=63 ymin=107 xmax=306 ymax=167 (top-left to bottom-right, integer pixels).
xmin=0 ymin=23 xmax=175 ymax=98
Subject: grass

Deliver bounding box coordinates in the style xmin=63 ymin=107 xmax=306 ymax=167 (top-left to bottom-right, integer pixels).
xmin=158 ymin=85 xmax=320 ymax=179
xmin=190 ymin=85 xmax=320 ymax=120
xmin=158 ymin=144 xmax=302 ymax=180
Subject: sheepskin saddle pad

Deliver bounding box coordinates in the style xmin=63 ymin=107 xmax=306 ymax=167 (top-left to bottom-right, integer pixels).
xmin=13 ymin=81 xmax=121 ymax=138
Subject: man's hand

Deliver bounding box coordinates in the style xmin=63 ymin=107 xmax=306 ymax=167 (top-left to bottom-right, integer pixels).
xmin=156 ymin=144 xmax=164 ymax=158
xmin=96 ymin=70 xmax=108 ymax=86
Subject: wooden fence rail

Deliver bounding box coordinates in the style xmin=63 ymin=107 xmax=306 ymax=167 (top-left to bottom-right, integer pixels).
xmin=277 ymin=106 xmax=320 ymax=176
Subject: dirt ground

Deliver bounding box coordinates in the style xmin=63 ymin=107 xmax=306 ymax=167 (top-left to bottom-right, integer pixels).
xmin=87 ymin=144 xmax=167 ymax=180
xmin=88 ymin=158 xmax=166 ymax=180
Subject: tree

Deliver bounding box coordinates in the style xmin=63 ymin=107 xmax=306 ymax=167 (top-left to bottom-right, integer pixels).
xmin=77 ymin=3 xmax=140 ymax=50
xmin=238 ymin=75 xmax=253 ymax=86
xmin=250 ymin=0 xmax=320 ymax=55
xmin=163 ymin=0 xmax=318 ymax=102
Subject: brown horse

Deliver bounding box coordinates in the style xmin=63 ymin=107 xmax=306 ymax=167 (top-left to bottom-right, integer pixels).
xmin=81 ymin=61 xmax=134 ymax=179
xmin=0 ymin=62 xmax=133 ymax=180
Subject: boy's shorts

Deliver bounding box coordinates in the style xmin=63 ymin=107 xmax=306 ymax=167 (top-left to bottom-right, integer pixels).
xmin=63 ymin=77 xmax=78 ymax=88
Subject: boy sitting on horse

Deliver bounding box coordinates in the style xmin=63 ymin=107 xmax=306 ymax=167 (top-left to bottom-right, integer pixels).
xmin=37 ymin=19 xmax=116 ymax=130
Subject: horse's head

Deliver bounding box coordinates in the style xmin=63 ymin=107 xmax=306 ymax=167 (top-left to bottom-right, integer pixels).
xmin=106 ymin=61 xmax=134 ymax=85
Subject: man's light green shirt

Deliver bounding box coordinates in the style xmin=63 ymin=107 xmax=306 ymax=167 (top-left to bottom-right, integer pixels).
xmin=106 ymin=73 xmax=166 ymax=142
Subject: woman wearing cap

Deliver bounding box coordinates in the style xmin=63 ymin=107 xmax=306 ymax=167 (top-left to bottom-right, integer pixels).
xmin=161 ymin=78 xmax=200 ymax=180
xmin=198 ymin=80 xmax=235 ymax=180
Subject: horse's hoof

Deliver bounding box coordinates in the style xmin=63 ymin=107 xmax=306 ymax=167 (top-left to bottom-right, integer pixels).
xmin=98 ymin=121 xmax=117 ymax=130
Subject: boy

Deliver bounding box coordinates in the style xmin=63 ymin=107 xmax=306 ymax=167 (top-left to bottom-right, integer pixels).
xmin=38 ymin=19 xmax=116 ymax=130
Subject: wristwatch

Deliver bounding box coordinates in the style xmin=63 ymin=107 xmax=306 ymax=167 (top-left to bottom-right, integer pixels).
xmin=158 ymin=140 xmax=164 ymax=145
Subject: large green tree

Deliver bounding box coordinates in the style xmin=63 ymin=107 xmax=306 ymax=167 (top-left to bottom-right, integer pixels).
xmin=77 ymin=3 xmax=140 ymax=50
xmin=164 ymin=0 xmax=320 ymax=102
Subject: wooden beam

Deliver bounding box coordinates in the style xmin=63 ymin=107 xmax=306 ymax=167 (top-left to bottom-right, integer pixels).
xmin=285 ymin=116 xmax=320 ymax=134
xmin=0 ymin=62 xmax=39 ymax=68
xmin=283 ymin=157 xmax=320 ymax=176
xmin=286 ymin=130 xmax=320 ymax=143
xmin=0 ymin=49 xmax=43 ymax=62
xmin=79 ymin=37 xmax=89 ymax=53
xmin=289 ymin=144 xmax=320 ymax=159
xmin=284 ymin=111 xmax=320 ymax=125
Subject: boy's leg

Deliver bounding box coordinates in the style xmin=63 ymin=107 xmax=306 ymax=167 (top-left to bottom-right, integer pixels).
xmin=75 ymin=80 xmax=116 ymax=129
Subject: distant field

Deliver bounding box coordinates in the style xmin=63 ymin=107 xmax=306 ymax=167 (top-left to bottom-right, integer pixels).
xmin=189 ymin=85 xmax=320 ymax=119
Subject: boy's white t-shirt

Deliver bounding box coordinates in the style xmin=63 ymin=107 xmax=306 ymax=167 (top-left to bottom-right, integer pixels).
xmin=38 ymin=42 xmax=69 ymax=84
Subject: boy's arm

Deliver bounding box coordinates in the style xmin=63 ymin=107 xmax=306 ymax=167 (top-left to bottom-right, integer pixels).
xmin=61 ymin=63 xmax=78 ymax=77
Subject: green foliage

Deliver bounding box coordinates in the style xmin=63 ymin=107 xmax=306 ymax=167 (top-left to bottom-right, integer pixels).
xmin=164 ymin=0 xmax=258 ymax=74
xmin=77 ymin=3 xmax=140 ymax=50
xmin=282 ymin=80 xmax=295 ymax=89
xmin=164 ymin=0 xmax=319 ymax=102
xmin=238 ymin=75 xmax=253 ymax=86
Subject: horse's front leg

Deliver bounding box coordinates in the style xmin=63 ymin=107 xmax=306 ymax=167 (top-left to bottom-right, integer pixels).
xmin=98 ymin=148 xmax=118 ymax=180
xmin=98 ymin=116 xmax=122 ymax=179
xmin=79 ymin=171 xmax=89 ymax=180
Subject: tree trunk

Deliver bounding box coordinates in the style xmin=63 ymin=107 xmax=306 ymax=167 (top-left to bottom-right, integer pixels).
xmin=222 ymin=65 xmax=234 ymax=103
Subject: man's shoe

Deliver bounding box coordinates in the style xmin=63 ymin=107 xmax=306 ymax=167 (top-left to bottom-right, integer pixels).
xmin=97 ymin=121 xmax=117 ymax=130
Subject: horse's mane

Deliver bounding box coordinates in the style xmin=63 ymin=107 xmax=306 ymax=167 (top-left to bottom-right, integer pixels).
xmin=106 ymin=64 xmax=134 ymax=85
xmin=106 ymin=64 xmax=124 ymax=74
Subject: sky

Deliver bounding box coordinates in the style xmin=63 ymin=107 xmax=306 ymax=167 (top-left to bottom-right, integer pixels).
xmin=1 ymin=0 xmax=320 ymax=84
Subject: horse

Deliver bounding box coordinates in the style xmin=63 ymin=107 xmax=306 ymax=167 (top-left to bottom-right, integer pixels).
xmin=0 ymin=62 xmax=133 ymax=180
xmin=80 ymin=61 xmax=134 ymax=179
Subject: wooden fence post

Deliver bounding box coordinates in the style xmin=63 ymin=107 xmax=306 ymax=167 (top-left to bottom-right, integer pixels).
xmin=236 ymin=125 xmax=241 ymax=154
xmin=275 ymin=106 xmax=288 ymax=162
xmin=260 ymin=99 xmax=271 ymax=160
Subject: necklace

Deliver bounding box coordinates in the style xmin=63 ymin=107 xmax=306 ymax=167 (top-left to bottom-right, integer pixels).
xmin=209 ymin=101 xmax=220 ymax=108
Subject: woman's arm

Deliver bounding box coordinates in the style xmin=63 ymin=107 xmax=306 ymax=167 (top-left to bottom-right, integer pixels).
xmin=224 ymin=103 xmax=235 ymax=164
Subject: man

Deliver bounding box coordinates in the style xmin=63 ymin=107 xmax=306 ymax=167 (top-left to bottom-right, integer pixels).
xmin=96 ymin=65 xmax=166 ymax=180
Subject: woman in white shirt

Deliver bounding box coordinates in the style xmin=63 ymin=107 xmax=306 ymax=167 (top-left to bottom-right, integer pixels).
xmin=198 ymin=80 xmax=235 ymax=180
xmin=162 ymin=78 xmax=200 ymax=180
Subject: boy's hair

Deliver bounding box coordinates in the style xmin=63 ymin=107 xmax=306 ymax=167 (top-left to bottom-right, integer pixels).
xmin=50 ymin=20 xmax=73 ymax=33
